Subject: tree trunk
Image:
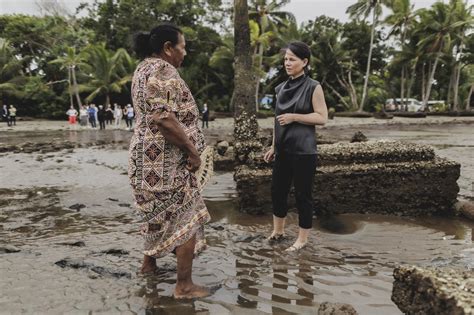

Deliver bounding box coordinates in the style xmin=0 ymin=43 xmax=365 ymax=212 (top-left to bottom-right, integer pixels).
xmin=466 ymin=84 xmax=473 ymax=111
xmin=453 ymin=39 xmax=464 ymax=111
xmin=447 ymin=67 xmax=455 ymax=109
xmin=71 ymin=65 xmax=82 ymax=109
xmin=68 ymin=67 xmax=74 ymax=109
xmin=421 ymin=63 xmax=426 ymax=105
xmin=402 ymin=67 xmax=405 ymax=106
xmin=255 ymin=43 xmax=264 ymax=112
xmin=422 ymin=55 xmax=440 ymax=108
xmin=324 ymin=81 xmax=350 ymax=109
xmin=232 ymin=0 xmax=260 ymax=164
xmin=106 ymin=94 xmax=110 ymax=107
xmin=407 ymin=62 xmax=417 ymax=100
xmin=358 ymin=9 xmax=377 ymax=112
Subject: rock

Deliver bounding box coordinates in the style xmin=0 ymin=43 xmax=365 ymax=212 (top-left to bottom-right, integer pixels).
xmin=232 ymin=234 xmax=266 ymax=243
xmin=57 ymin=241 xmax=86 ymax=247
xmin=392 ymin=266 xmax=474 ymax=315
xmin=350 ymin=131 xmax=368 ymax=143
xmin=393 ymin=112 xmax=427 ymax=118
xmin=334 ymin=111 xmax=372 ymax=118
xmin=455 ymin=200 xmax=474 ymax=221
xmin=107 ymin=198 xmax=119 ymax=202
xmin=55 ymin=258 xmax=131 ymax=279
xmin=214 ymin=146 xmax=235 ymax=172
xmin=0 ymin=245 xmax=21 ymax=253
xmin=118 ymin=203 xmax=131 ymax=208
xmin=69 ymin=203 xmax=86 ymax=211
xmin=373 ymin=111 xmax=393 ymax=119
xmin=216 ymin=141 xmax=229 ymax=156
xmin=235 ymin=141 xmax=460 ymax=216
xmin=100 ymin=248 xmax=129 ymax=256
xmin=209 ymin=223 xmax=225 ymax=231
xmin=318 ymin=302 xmax=358 ymax=315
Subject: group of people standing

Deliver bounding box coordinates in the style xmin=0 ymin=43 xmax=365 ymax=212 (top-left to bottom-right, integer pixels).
xmin=2 ymin=104 xmax=17 ymax=127
xmin=67 ymin=103 xmax=135 ymax=130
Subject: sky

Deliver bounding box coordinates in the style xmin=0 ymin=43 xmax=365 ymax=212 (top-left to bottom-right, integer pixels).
xmin=0 ymin=0 xmax=444 ymax=23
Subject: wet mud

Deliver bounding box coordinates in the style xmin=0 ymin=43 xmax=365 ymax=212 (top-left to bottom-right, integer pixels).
xmin=1 ymin=123 xmax=473 ymax=314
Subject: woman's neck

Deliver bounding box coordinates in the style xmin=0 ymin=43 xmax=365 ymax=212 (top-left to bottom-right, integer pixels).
xmin=150 ymin=53 xmax=174 ymax=66
xmin=290 ymin=71 xmax=305 ymax=80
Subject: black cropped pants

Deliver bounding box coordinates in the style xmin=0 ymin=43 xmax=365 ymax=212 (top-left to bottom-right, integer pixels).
xmin=271 ymin=152 xmax=317 ymax=229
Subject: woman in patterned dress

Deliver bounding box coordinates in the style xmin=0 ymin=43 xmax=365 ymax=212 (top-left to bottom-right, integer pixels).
xmin=129 ymin=24 xmax=211 ymax=299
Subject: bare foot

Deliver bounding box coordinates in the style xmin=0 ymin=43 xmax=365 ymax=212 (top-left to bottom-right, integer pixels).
xmin=267 ymin=231 xmax=285 ymax=241
xmin=139 ymin=266 xmax=158 ymax=274
xmin=285 ymin=241 xmax=307 ymax=252
xmin=174 ymin=284 xmax=211 ymax=299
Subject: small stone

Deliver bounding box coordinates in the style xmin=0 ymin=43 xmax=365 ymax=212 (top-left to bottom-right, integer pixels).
xmin=216 ymin=141 xmax=229 ymax=156
xmin=0 ymin=245 xmax=21 ymax=253
xmin=69 ymin=203 xmax=86 ymax=211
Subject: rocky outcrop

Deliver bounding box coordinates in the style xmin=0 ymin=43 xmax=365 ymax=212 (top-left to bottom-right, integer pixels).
xmin=235 ymin=140 xmax=460 ymax=215
xmin=392 ymin=266 xmax=474 ymax=315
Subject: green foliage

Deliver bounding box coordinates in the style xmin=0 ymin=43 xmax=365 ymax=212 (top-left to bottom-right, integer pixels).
xmin=0 ymin=0 xmax=472 ymax=117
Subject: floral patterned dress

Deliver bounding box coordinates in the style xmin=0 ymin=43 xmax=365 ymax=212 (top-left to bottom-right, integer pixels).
xmin=128 ymin=58 xmax=210 ymax=258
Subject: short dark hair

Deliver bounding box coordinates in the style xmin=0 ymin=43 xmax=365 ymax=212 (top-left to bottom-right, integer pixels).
xmin=133 ymin=23 xmax=183 ymax=59
xmin=286 ymin=41 xmax=311 ymax=74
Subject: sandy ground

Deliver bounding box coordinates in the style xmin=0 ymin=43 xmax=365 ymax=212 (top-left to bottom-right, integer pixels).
xmin=0 ymin=116 xmax=473 ymax=314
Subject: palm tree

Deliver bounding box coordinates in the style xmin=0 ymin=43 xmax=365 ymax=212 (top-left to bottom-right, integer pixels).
xmin=416 ymin=2 xmax=468 ymax=108
xmin=385 ymin=0 xmax=415 ymax=107
xmin=451 ymin=0 xmax=473 ymax=111
xmin=347 ymin=0 xmax=385 ymax=111
xmin=249 ymin=0 xmax=295 ymax=109
xmin=232 ymin=0 xmax=259 ymax=164
xmin=80 ymin=44 xmax=132 ymax=106
xmin=50 ymin=47 xmax=84 ymax=110
xmin=0 ymin=40 xmax=25 ymax=102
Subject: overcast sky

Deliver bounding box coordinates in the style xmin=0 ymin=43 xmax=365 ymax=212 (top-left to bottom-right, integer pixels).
xmin=1 ymin=0 xmax=443 ymax=23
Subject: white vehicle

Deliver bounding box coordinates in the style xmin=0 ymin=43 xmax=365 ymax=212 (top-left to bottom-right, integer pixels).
xmin=385 ymin=98 xmax=425 ymax=112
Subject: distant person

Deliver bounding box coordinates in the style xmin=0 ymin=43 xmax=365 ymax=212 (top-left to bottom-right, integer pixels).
xmin=114 ymin=103 xmax=123 ymax=129
xmin=88 ymin=104 xmax=97 ymax=128
xmin=66 ymin=106 xmax=78 ymax=127
xmin=106 ymin=104 xmax=114 ymax=125
xmin=201 ymin=103 xmax=209 ymax=128
xmin=79 ymin=105 xmax=88 ymax=128
xmin=9 ymin=105 xmax=16 ymax=126
xmin=98 ymin=105 xmax=106 ymax=130
xmin=2 ymin=104 xmax=10 ymax=126
xmin=125 ymin=104 xmax=134 ymax=130
xmin=263 ymin=41 xmax=328 ymax=251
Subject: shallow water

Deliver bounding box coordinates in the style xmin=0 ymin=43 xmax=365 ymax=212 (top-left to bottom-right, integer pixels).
xmin=1 ymin=124 xmax=473 ymax=314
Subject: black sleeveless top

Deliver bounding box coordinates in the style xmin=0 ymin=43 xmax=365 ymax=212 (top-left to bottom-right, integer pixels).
xmin=274 ymin=74 xmax=319 ymax=155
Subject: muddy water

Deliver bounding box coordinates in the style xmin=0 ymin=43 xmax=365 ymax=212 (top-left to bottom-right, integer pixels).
xmin=0 ymin=124 xmax=473 ymax=314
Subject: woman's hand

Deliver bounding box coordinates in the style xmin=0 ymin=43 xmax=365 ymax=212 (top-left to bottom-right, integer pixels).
xmin=276 ymin=113 xmax=295 ymax=126
xmin=263 ymin=147 xmax=275 ymax=163
xmin=186 ymin=152 xmax=201 ymax=172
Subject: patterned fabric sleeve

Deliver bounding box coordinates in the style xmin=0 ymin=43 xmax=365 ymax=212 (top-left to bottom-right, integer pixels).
xmin=145 ymin=65 xmax=182 ymax=123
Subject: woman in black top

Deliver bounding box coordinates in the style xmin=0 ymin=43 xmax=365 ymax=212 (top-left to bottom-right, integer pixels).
xmin=263 ymin=42 xmax=328 ymax=251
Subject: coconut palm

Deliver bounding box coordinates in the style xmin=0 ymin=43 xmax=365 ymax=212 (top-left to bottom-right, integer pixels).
xmin=49 ymin=46 xmax=84 ymax=110
xmin=80 ymin=44 xmax=132 ymax=106
xmin=416 ymin=2 xmax=468 ymax=108
xmin=385 ymin=0 xmax=415 ymax=106
xmin=249 ymin=0 xmax=295 ymax=109
xmin=450 ymin=0 xmax=473 ymax=110
xmin=346 ymin=0 xmax=386 ymax=111
xmin=0 ymin=40 xmax=25 ymax=101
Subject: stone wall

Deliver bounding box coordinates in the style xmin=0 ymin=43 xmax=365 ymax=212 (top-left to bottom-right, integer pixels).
xmin=392 ymin=266 xmax=474 ymax=315
xmin=234 ymin=140 xmax=460 ymax=215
